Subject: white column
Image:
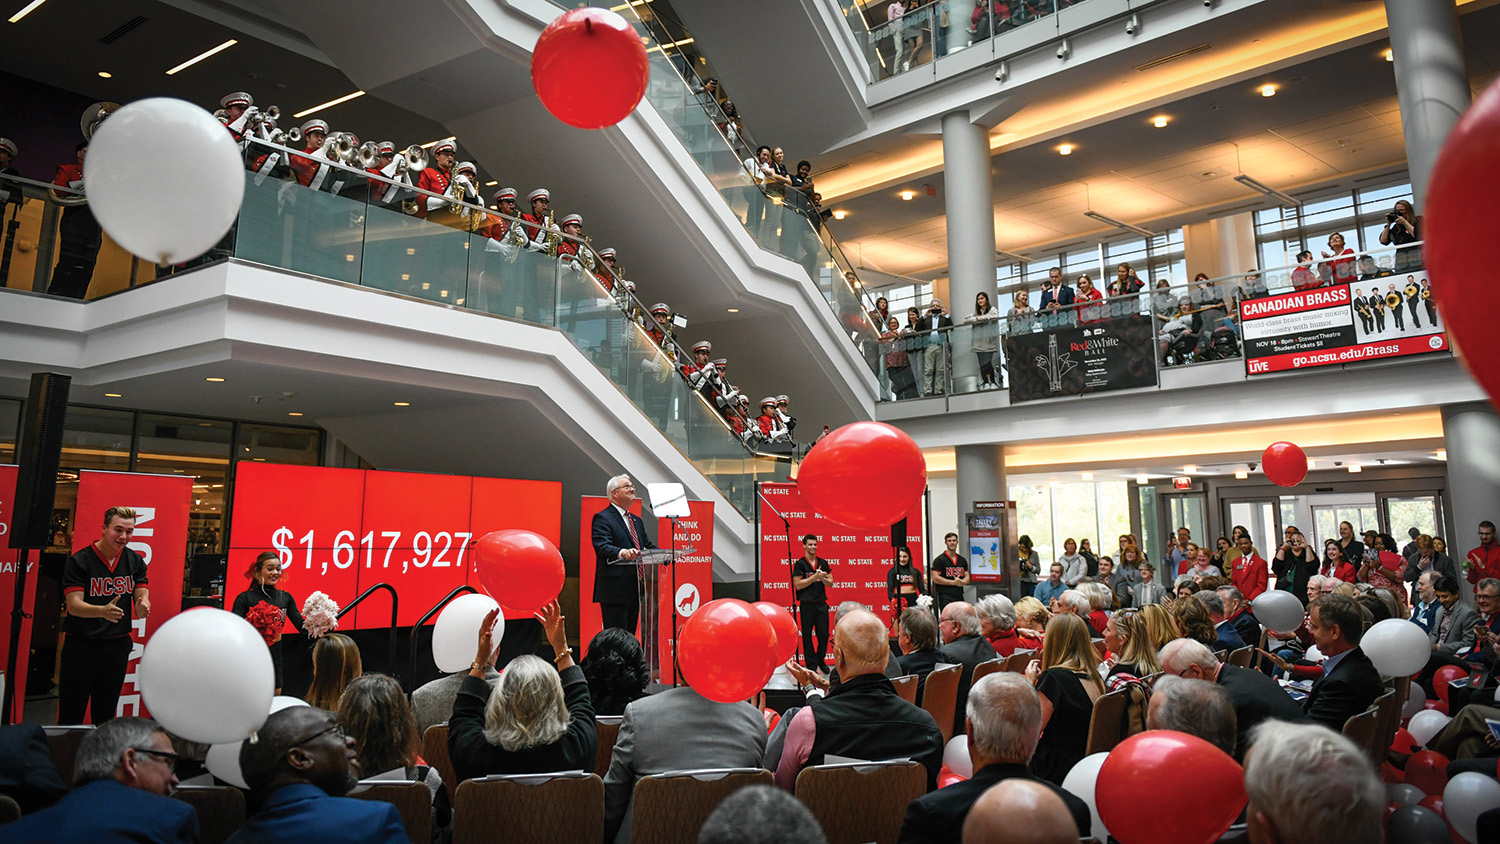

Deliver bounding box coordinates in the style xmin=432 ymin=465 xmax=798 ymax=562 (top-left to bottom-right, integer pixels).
xmin=1384 ymin=0 xmax=1471 ymax=206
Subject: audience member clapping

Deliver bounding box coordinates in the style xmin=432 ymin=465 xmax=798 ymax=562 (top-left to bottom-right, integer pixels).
xmin=580 ymin=627 xmax=651 ymax=717
xmin=1146 ymin=675 xmax=1237 ymax=756
xmin=1242 ymin=721 xmax=1384 ymax=844
xmin=1022 ymin=613 xmax=1105 ymax=783
xmin=306 ymin=633 xmax=362 ymax=711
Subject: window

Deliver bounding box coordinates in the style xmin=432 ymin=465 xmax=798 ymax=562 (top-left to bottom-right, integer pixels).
xmin=881 ymin=282 xmax=934 ymax=322
xmin=998 ymin=227 xmax=1186 ymax=298
xmin=1254 ymin=177 xmax=1413 ymax=271
xmin=1010 ymin=480 xmax=1133 ymax=567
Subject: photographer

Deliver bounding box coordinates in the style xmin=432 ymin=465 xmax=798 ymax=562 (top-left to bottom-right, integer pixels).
xmin=1378 ymin=199 xmax=1422 ymax=273
xmin=916 ymin=298 xmax=952 ymax=396
xmin=1272 ymin=531 xmax=1316 ymax=606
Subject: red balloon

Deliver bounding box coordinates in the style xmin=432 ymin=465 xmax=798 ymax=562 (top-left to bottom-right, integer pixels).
xmin=751 ymin=601 xmax=799 ymax=666
xmin=1097 ymin=731 xmax=1245 ymax=844
xmin=1428 ymin=81 xmax=1500 ymax=412
xmin=937 ymin=764 xmax=967 ymax=788
xmin=531 ymin=8 xmax=648 ymax=130
xmin=1381 ymin=761 xmax=1407 ymax=784
xmin=1406 ymin=750 xmax=1451 ymax=798
xmin=1392 ymin=728 xmax=1421 ymax=755
xmin=796 ymin=422 xmax=927 ymax=530
xmin=1262 ymin=441 xmax=1308 ymax=487
xmin=472 ymin=529 xmax=565 ymax=614
xmin=1433 ymin=665 xmax=1469 ymax=709
xmin=678 ymin=599 xmax=779 ymax=703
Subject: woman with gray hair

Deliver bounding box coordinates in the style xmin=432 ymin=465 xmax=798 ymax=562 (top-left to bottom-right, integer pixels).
xmin=977 ymin=594 xmax=1039 ymax=656
xmin=448 ymin=601 xmax=597 ymax=782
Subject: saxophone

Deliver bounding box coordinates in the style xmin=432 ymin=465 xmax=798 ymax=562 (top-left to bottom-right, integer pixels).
xmin=580 ymin=235 xmax=597 ymax=272
xmin=543 ymin=210 xmax=562 ymax=257
xmin=503 ymin=216 xmax=529 ymax=250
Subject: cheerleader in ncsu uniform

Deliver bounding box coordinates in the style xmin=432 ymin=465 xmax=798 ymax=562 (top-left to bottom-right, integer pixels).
xmin=231 ymin=552 xmax=305 ymax=694
xmin=58 ymin=506 xmax=151 ymax=724
xmin=886 ymin=544 xmax=927 ymax=624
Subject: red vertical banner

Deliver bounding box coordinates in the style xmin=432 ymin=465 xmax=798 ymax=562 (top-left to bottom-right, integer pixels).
xmin=74 ymin=470 xmax=192 ymax=720
xmin=577 ymin=495 xmax=642 ymax=656
xmin=0 ymin=465 xmax=40 ymax=724
xmin=656 ymin=500 xmax=713 ymax=685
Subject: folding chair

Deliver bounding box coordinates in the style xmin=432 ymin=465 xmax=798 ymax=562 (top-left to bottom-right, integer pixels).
xmin=795 ymin=760 xmax=925 ymax=844
xmin=629 ymin=767 xmax=771 ymax=844
xmin=172 ymin=785 xmax=246 ymax=844
xmin=43 ymin=726 xmax=92 ymax=787
xmin=919 ymin=664 xmax=961 ymax=744
xmin=453 ymin=771 xmax=602 ymax=844
xmin=352 ymin=780 xmax=431 ymax=844
xmin=1084 ymin=687 xmax=1132 ymax=756
xmin=891 ymin=674 xmax=919 ymax=704
xmin=595 ymin=716 xmax=623 ymax=777
xmin=421 ymin=724 xmax=456 ymax=800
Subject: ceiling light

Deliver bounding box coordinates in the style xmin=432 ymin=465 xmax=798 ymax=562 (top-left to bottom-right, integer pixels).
xmin=166 ymin=39 xmax=238 ymax=76
xmin=421 ymin=282 xmax=430 ymax=290
xmin=1081 ymin=472 xmax=1093 ymax=481
xmin=1136 ymin=475 xmax=1148 ymax=485
xmin=1383 ymin=48 xmax=1393 ymax=62
xmin=1347 ymin=464 xmax=1362 ymax=473
xmin=393 ymin=402 xmax=410 ymax=407
xmin=205 ymin=377 xmax=225 ymax=382
xmin=1259 ymin=83 xmax=1277 ymax=97
xmin=97 ymin=71 xmax=112 ymax=79
xmin=1152 ymin=115 xmax=1169 ymax=128
xmin=1083 ymin=210 xmax=1157 ymax=238
xmin=1306 ymin=458 xmax=1316 ymax=470
xmin=485 ymin=180 xmax=498 ymax=186
xmin=1434 ymin=450 xmax=1447 ymax=461
xmin=1234 ymin=469 xmax=1248 ymax=479
xmin=1183 ymin=465 xmax=1197 ymax=474
xmin=8 ymin=0 xmax=50 ymax=22
xmin=104 ymin=392 xmax=122 ymax=398
xmin=1233 ymin=174 xmax=1300 ymax=208
xmin=832 ymin=210 xmax=847 ymax=220
xmin=287 ymin=412 xmax=303 ymax=417
xmin=727 ymin=308 xmax=739 ymax=313
xmin=1057 ymin=144 xmax=1074 ymax=155
xmin=899 ymin=190 xmax=915 ymax=201
xmin=292 ymin=90 xmax=365 ymax=119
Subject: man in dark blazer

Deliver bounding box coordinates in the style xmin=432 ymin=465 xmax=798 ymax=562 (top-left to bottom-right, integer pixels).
xmin=937 ymin=602 xmax=998 ymax=737
xmin=228 ymin=707 xmax=407 ymax=844
xmin=1217 ymin=585 xmax=1262 ymax=649
xmin=0 ymin=717 xmax=197 ymax=844
xmin=897 ymin=673 xmax=1090 ymax=844
xmin=592 ymin=474 xmax=656 ymax=634
xmin=1428 ymin=575 xmax=1480 ymax=656
xmin=1301 ymin=595 xmax=1385 ymax=732
xmin=895 ymin=606 xmax=942 ymax=699
xmin=1160 ymin=638 xmax=1306 ymax=760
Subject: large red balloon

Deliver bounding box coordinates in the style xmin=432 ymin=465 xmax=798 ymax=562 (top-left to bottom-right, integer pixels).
xmin=472 ymin=529 xmax=565 ymax=614
xmin=751 ymin=601 xmax=799 ymax=666
xmin=1433 ymin=665 xmax=1469 ymax=710
xmin=796 ymin=422 xmax=926 ymax=530
xmin=1262 ymin=441 xmax=1308 ymax=487
xmin=1406 ymin=750 xmax=1451 ymax=798
xmin=531 ymin=8 xmax=649 ymax=130
xmin=678 ymin=599 xmax=779 ymax=703
xmin=1097 ymin=731 xmax=1245 ymax=844
xmin=1428 ymin=81 xmax=1500 ymax=412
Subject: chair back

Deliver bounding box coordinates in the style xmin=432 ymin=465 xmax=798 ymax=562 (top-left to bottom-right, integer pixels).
xmin=1093 ymin=639 xmax=1109 ymax=662
xmin=629 ymin=768 xmax=772 ymax=844
xmin=1002 ymin=651 xmax=1035 ymax=673
xmin=352 ymin=780 xmax=431 ymax=844
xmin=1369 ymin=689 xmax=1399 ymax=766
xmin=453 ymin=771 xmax=602 ymax=844
xmin=919 ymin=664 xmax=961 ymax=744
xmin=1227 ymin=646 xmax=1254 ymax=668
xmin=1341 ymin=707 xmax=1381 ymax=764
xmin=1084 ymin=687 xmax=1133 ymax=756
xmin=970 ymin=658 xmax=1003 ymax=686
xmin=172 ymin=785 xmax=245 ymax=844
xmin=891 ymin=674 xmax=919 ymax=704
xmin=421 ymin=724 xmax=457 ymax=798
xmin=44 ymin=726 xmax=92 ymax=787
xmin=795 ymin=760 xmax=925 ymax=844
xmin=595 ymin=717 xmax=623 ymax=777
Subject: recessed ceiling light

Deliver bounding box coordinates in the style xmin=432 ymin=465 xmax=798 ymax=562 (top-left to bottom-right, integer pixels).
xmin=420 ymin=282 xmax=430 ymax=290
xmin=287 ymin=411 xmax=303 ymax=417
xmin=727 ymin=308 xmax=739 ymax=313
xmin=899 ymin=190 xmax=915 ymax=201
xmin=1080 ymin=472 xmax=1093 ymax=481
xmin=97 ymin=71 xmax=112 ymax=79
xmin=292 ymin=90 xmax=365 ymax=119
xmin=832 ymin=210 xmax=847 ymax=220
xmin=1260 ymin=83 xmax=1277 ymax=97
xmin=1347 ymin=464 xmax=1362 ymax=473
xmin=205 ymin=377 xmax=225 ymax=382
xmin=1183 ymin=465 xmax=1197 ymax=474
xmin=393 ymin=402 xmax=410 ymax=407
xmin=104 ymin=392 xmax=122 ymax=398
xmin=1234 ymin=469 xmax=1248 ymax=480
xmin=166 ymin=38 xmax=238 ymax=76
xmin=1383 ymin=48 xmax=1393 ymax=62
xmin=1306 ymin=458 xmax=1316 ymax=469
xmin=1058 ymin=144 xmax=1074 ymax=155
xmin=1136 ymin=475 xmax=1148 ymax=485
xmin=1152 ymin=116 xmax=1169 ymax=128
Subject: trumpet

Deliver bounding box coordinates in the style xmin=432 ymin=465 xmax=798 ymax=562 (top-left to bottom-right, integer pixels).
xmin=356 ymin=141 xmax=382 ymax=169
xmin=81 ymin=102 xmax=120 ymax=140
xmin=264 ymin=105 xmax=281 ymax=121
xmin=269 ymin=126 xmax=303 ymax=146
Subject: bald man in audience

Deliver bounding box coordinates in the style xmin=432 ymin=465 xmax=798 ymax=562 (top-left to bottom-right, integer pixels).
xmin=775 ymin=610 xmax=944 ymax=791
xmin=898 ymin=674 xmax=1090 ymax=843
xmin=962 ymin=779 xmax=1079 ymax=844
xmin=1146 ymin=675 xmax=1237 ymax=756
xmin=1243 ymin=721 xmax=1383 ymax=844
xmin=1158 ymin=638 xmax=1305 ymax=759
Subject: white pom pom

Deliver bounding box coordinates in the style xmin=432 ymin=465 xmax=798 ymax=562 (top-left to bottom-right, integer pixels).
xmin=916 ymin=595 xmax=933 ymax=609
xmin=301 ymin=591 xmax=341 ymax=638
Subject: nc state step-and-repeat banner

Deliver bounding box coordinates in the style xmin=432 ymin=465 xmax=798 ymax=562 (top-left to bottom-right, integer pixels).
xmin=228 ymin=463 xmax=562 ymax=627
xmin=74 ymin=470 xmax=193 ymax=721
xmin=577 ymin=496 xmax=714 ymax=685
xmin=0 ymin=465 xmax=39 ymax=724
xmin=757 ymin=482 xmax=925 ymax=667
xmin=1004 ymin=314 xmax=1158 ymax=403
xmin=1242 ymin=275 xmax=1447 ymax=374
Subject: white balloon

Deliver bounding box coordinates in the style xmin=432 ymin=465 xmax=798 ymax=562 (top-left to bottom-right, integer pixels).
xmin=1403 ymin=689 xmax=1428 ymax=720
xmin=432 ymin=594 xmax=503 ymax=673
xmin=1444 ymin=772 xmax=1500 ymax=843
xmin=84 ymin=97 xmax=245 ymax=264
xmin=942 ymin=736 xmax=972 ymax=779
xmin=1362 ymin=618 xmax=1432 ymax=677
xmin=1060 ymin=751 xmax=1110 ymax=843
xmin=1406 ymin=709 xmax=1452 ymax=747
xmin=204 ymin=696 xmax=309 ymax=788
xmin=140 ymin=609 xmax=274 ymax=744
xmin=1249 ymin=590 xmax=1304 ymax=633
xmin=1387 ymin=782 xmax=1425 ymax=806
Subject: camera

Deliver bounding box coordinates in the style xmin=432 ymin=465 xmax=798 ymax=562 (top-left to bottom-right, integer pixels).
xmin=1387 ymin=211 xmax=1400 ymax=223
xmin=1125 ymin=14 xmax=1138 ymax=35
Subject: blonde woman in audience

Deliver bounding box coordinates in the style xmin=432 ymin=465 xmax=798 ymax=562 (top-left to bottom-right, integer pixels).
xmin=1014 ymin=596 xmax=1051 ymax=640
xmin=1102 ymin=609 xmax=1162 ymax=683
xmin=1024 ymin=614 xmax=1106 ymax=782
xmin=305 ymin=633 xmax=361 ymax=710
xmin=1140 ymin=604 xmax=1182 ymax=652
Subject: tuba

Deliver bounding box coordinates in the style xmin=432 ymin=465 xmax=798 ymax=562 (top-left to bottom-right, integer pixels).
xmin=81 ymin=102 xmax=121 ymax=140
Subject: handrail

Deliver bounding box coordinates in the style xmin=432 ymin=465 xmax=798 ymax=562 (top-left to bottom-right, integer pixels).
xmin=336 ymin=582 xmax=399 ymax=681
xmin=407 ymin=584 xmax=479 ymax=687
xmin=1 ymin=172 xmax=88 ymax=206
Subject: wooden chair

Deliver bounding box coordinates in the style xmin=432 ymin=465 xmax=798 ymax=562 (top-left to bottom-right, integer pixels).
xmin=172 ymin=785 xmax=245 ymax=844
xmin=629 ymin=768 xmax=771 ymax=844
xmin=453 ymin=771 xmax=602 ymax=844
xmin=44 ymin=726 xmax=92 ymax=787
xmin=919 ymin=664 xmax=962 ymax=744
xmin=1369 ymin=689 xmax=1399 ymax=767
xmin=1002 ymin=651 xmax=1035 ymax=674
xmin=795 ymin=760 xmax=925 ymax=844
xmin=891 ymin=674 xmax=919 ymax=704
xmin=595 ymin=716 xmax=623 ymax=777
xmin=971 ymin=658 xmax=1004 ymax=687
xmin=1084 ymin=687 xmax=1133 ymax=756
xmin=1092 ymin=639 xmax=1109 ymax=662
xmin=421 ymin=724 xmax=457 ymax=801
xmin=353 ymin=781 xmax=431 ymax=844
xmin=1213 ymin=649 xmax=1229 ymax=663
xmin=1227 ymin=646 xmax=1255 ymax=668
xmin=1341 ymin=707 xmax=1380 ymax=764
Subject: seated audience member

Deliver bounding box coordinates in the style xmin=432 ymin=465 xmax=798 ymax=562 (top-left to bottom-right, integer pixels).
xmin=1242 ymin=721 xmax=1384 ymax=844
xmin=976 ymin=594 xmax=1040 ymax=656
xmin=1147 ymin=675 xmax=1237 ymax=756
xmin=0 ymin=724 xmax=68 ymax=815
xmin=898 ymin=674 xmax=1091 ymax=843
xmin=937 ymin=602 xmax=999 ymax=735
xmin=1409 ymin=570 xmax=1439 ymax=633
xmin=1140 ymin=603 xmax=1181 ymax=652
xmin=1051 ymin=590 xmax=1098 ymax=636
xmin=229 ymin=707 xmax=407 ymax=844
xmin=579 ymin=627 xmax=651 ymax=717
xmin=1024 ymin=614 xmax=1105 ymax=783
xmin=1033 ymin=563 xmax=1067 ymax=605
xmin=1014 ymin=596 xmax=1051 ymax=636
xmin=1195 ymin=590 xmax=1248 ymax=651
xmin=1158 ymin=638 xmax=1305 ymax=760
xmin=336 ymin=674 xmax=447 ymax=830
xmin=775 ymin=610 xmax=944 ymax=791
xmin=1102 ymin=607 xmax=1161 ymax=684
xmin=962 ymin=779 xmax=1081 ymax=844
xmin=1173 ymin=576 xmax=1198 ymax=602
xmin=696 ymin=785 xmax=829 ymax=844
xmin=1299 ymin=595 xmax=1384 ymax=731
xmin=1217 ymin=585 xmax=1262 ymax=648
xmin=1426 ymin=702 xmax=1500 ymax=762
xmin=0 ymin=718 xmax=197 ymax=844
xmin=1079 ymin=583 xmax=1112 ymax=633
xmin=1170 ymin=594 xmax=1219 ymax=651
xmin=448 ymin=604 xmax=596 ymax=781
xmin=895 ymin=607 xmax=942 ymax=697
xmin=604 ymin=658 xmax=766 ymax=844
xmin=785 ymin=601 xmax=905 ymax=695
xmin=1417 ymin=575 xmax=1481 ymax=698
xmin=1132 ymin=561 xmax=1167 ymax=607
xmin=411 ymin=662 xmax=499 ymax=737
xmin=306 ymin=633 xmax=362 ymax=711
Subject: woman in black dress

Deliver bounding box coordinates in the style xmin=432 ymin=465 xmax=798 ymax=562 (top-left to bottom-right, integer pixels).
xmin=887 ymin=544 xmax=926 ymax=626
xmin=231 ymin=551 xmax=304 ymax=694
xmin=1024 ymin=613 xmax=1105 ymax=782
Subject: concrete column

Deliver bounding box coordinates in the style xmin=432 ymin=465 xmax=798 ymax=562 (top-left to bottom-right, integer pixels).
xmin=941 ymin=111 xmax=997 ymax=314
xmin=955 ymin=443 xmax=1006 ymax=599
xmin=1385 ymin=0 xmax=1471 ymax=206
xmin=1441 ymin=403 xmax=1500 ymax=586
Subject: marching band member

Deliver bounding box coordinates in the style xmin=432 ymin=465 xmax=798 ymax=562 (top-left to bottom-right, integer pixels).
xmin=755 ymin=397 xmax=791 ymax=442
xmin=0 ymin=138 xmax=21 ymax=208
xmin=288 ymin=119 xmax=329 ymax=188
xmin=731 ymin=395 xmax=752 ymax=441
xmin=775 ymin=395 xmax=797 ymax=434
xmin=555 ymin=213 xmax=589 ymax=271
xmin=453 ymin=160 xmax=478 ymax=206
xmin=46 ymin=141 xmax=101 ymax=299
xmin=414 ymin=140 xmax=456 ymax=219
xmin=520 ymin=188 xmax=552 ymax=251
xmin=595 ymin=247 xmax=620 ymax=292
xmin=709 ymin=359 xmax=741 ymax=412
xmin=480 ymin=188 xmax=525 ymax=256
xmin=220 ymin=91 xmax=255 ymax=147
xmin=682 ymin=341 xmax=715 ymax=397
xmin=645 ymin=304 xmax=672 ymax=347
xmin=247 ymin=116 xmax=285 ymax=179
xmin=365 ymin=141 xmax=398 ymax=203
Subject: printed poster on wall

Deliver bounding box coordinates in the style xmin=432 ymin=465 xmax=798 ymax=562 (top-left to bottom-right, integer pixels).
xmin=1004 ymin=314 xmax=1157 ymax=403
xmin=1242 ymin=274 xmax=1447 ymax=374
xmin=0 ymin=465 xmax=40 ymax=724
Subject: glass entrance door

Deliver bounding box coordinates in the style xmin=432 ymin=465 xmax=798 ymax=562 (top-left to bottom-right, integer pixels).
xmin=1224 ymin=498 xmax=1282 ymax=561
xmin=1380 ymin=494 xmax=1442 ymax=546
xmin=1310 ymin=500 xmax=1379 ymax=554
xmin=1159 ymin=493 xmax=1206 ymax=575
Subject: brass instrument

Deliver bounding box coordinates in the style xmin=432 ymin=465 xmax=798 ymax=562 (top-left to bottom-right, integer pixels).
xmin=395 ymin=145 xmax=427 ymax=176
xmin=356 ymin=141 xmax=382 ymax=169
xmin=580 ymin=235 xmax=597 ymax=272
xmin=543 ymin=210 xmax=562 ymax=257
xmin=443 ymin=173 xmax=468 ymax=214
xmin=81 ymin=102 xmax=120 ymax=140
xmin=264 ymin=105 xmax=281 ymax=121
xmin=214 ymin=108 xmax=229 ymax=123
xmin=269 ymin=126 xmax=302 ymax=146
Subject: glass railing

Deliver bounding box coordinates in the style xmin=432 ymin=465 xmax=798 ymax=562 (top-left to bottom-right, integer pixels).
xmin=854 ymin=0 xmax=1069 ymax=81
xmin=873 ymin=242 xmax=1434 ymax=402
xmin=0 ymin=173 xmax=155 ymax=299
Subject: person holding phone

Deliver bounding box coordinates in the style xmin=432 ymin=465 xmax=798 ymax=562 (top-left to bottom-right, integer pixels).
xmin=1271 ymin=531 xmax=1313 ymax=605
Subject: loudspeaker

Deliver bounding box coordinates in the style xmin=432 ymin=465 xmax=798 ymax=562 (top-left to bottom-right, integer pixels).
xmin=9 ymin=373 xmax=70 ymax=550
xmin=890 ymin=518 xmax=908 ymax=551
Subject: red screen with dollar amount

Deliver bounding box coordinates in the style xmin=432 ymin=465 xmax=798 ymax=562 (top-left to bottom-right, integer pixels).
xmin=229 ymin=463 xmax=562 ymax=628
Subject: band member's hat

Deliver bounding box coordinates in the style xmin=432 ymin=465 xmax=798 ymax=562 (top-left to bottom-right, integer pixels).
xmin=527 ymin=188 xmax=550 ymax=202
xmin=650 ymin=303 xmax=670 ymax=316
xmin=622 ymin=280 xmax=635 ymax=292
xmin=220 ymin=92 xmax=253 ymax=109
xmin=599 ymin=247 xmax=617 ymax=259
xmin=493 ymin=187 xmax=517 ymax=202
xmin=376 ymin=141 xmax=396 ymax=155
xmin=761 ymin=397 xmax=777 ymax=408
xmin=431 ymin=139 xmax=456 ymax=155
xmin=776 ymin=395 xmax=788 ymax=403
xmin=455 ymin=161 xmax=477 ymax=176
xmin=0 ymin=138 xmax=16 ymax=157
xmin=737 ymin=395 xmax=750 ymax=405
xmin=300 ymin=119 xmax=329 ymax=135
xmin=560 ymin=213 xmax=583 ymax=227
xmin=692 ymin=341 xmax=712 ymax=353
xmin=713 ymin=358 xmax=727 ymax=368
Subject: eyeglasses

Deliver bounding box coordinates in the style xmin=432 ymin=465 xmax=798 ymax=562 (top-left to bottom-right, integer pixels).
xmin=293 ymin=722 xmax=348 ymax=749
xmin=132 ymin=747 xmax=179 ymax=772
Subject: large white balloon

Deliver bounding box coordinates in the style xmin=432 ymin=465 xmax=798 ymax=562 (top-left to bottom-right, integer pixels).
xmin=1060 ymin=752 xmax=1110 ymax=843
xmin=1248 ymin=590 xmax=1304 ymax=633
xmin=1406 ymin=709 xmax=1452 ymax=747
xmin=432 ymin=594 xmax=502 ymax=673
xmin=1403 ymin=688 xmax=1428 ymax=720
xmin=1362 ymin=618 xmax=1432 ymax=677
xmin=85 ymin=97 xmax=245 ymax=265
xmin=140 ymin=608 xmax=274 ymax=744
xmin=204 ymin=696 xmax=308 ymax=788
xmin=942 ymin=736 xmax=972 ymax=779
xmin=1445 ymin=772 xmax=1500 ymax=843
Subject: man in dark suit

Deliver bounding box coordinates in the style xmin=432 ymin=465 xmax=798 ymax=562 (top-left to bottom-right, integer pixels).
xmin=592 ymin=474 xmax=656 ymax=634
xmin=897 ymin=673 xmax=1091 ymax=843
xmin=1197 ymin=590 xmax=1247 ymax=652
xmin=937 ymin=602 xmax=999 ymax=737
xmin=895 ymin=607 xmax=942 ymax=699
xmin=228 ymin=707 xmax=407 ymax=844
xmin=1300 ymin=595 xmax=1385 ymax=732
xmin=1217 ymin=585 xmax=1262 ymax=648
xmin=0 ymin=717 xmax=197 ymax=844
xmin=1160 ymin=638 xmax=1306 ymax=759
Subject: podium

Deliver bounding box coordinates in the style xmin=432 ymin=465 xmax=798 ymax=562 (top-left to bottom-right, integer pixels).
xmin=608 ymin=547 xmax=694 ymax=683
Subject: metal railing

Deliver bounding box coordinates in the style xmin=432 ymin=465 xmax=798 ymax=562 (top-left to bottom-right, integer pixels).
xmin=0 ymin=173 xmax=158 ymax=297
